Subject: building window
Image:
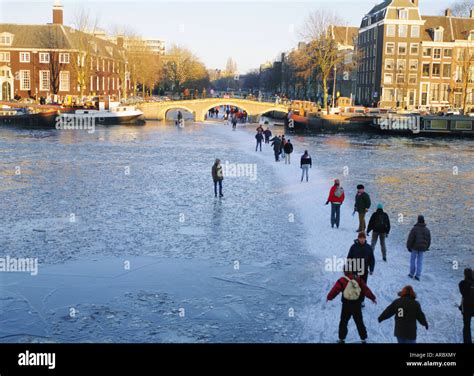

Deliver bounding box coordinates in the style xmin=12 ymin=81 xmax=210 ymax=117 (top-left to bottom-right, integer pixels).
xmin=102 ymin=59 xmax=105 ymax=72
xmin=112 ymin=61 xmax=115 ymax=73
xmin=0 ymin=33 xmax=13 ymax=46
xmin=399 ymin=25 xmax=408 ymax=38
xmin=60 ymin=71 xmax=70 ymax=91
xmin=396 ymin=74 xmax=405 ymax=84
xmin=444 ymin=48 xmax=452 ymax=58
xmin=386 ymin=42 xmax=395 ymax=54
xmin=19 ymin=52 xmax=30 ymax=63
xmin=423 ymin=47 xmax=432 ymax=57
xmin=409 ymin=60 xmax=418 ymax=71
xmin=432 ymin=63 xmax=441 ymax=77
xmin=90 ymin=76 xmax=93 ymax=92
xmin=384 ymin=73 xmax=393 ymax=84
xmin=410 ymin=43 xmax=419 ymax=55
xmin=39 ymin=70 xmax=50 ymax=91
xmin=470 ymin=30 xmax=474 ymax=41
xmin=59 ymin=53 xmax=70 ymax=64
xmin=433 ymin=48 xmax=441 ymax=59
xmin=441 ymin=84 xmax=449 ymax=102
xmin=385 ymin=59 xmax=394 ymax=70
xmin=39 ymin=52 xmax=50 ymax=63
xmin=409 ymin=74 xmax=417 ymax=84
xmin=383 ymin=88 xmax=395 ymax=101
xmin=434 ymin=28 xmax=444 ymax=42
xmin=397 ymin=59 xmax=406 ymax=71
xmin=411 ymin=25 xmax=420 ymax=38
xmin=442 ymin=64 xmax=451 ymax=78
xmin=386 ymin=25 xmax=396 ymax=37
xmin=421 ymin=83 xmax=429 ymax=105
xmin=102 ymin=76 xmax=105 ymax=91
xmin=431 ymin=83 xmax=440 ymax=102
xmin=455 ymin=66 xmax=463 ymax=82
xmin=0 ymin=51 xmax=10 ymax=62
xmin=398 ymin=43 xmax=407 ymax=55
xmin=422 ymin=63 xmax=430 ymax=77
xmin=20 ymin=70 xmax=30 ymax=90
xmin=398 ymin=9 xmax=408 ymax=20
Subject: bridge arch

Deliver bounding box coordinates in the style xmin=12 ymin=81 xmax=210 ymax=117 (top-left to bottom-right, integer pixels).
xmin=199 ymin=101 xmax=251 ymax=121
xmin=164 ymin=106 xmax=195 ymax=120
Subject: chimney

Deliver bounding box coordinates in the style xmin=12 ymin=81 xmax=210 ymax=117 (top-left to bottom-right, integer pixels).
xmin=411 ymin=0 xmax=419 ymax=7
xmin=53 ymin=0 xmax=63 ymax=25
xmin=445 ymin=8 xmax=452 ymax=17
xmin=471 ymin=8 xmax=474 ymax=18
xmin=117 ymin=36 xmax=124 ymax=48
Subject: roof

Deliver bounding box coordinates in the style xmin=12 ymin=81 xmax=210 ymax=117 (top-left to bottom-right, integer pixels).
xmin=421 ymin=15 xmax=474 ymax=42
xmin=367 ymin=0 xmax=392 ymax=15
xmin=331 ymin=26 xmax=359 ymax=46
xmin=0 ymin=23 xmax=126 ymax=60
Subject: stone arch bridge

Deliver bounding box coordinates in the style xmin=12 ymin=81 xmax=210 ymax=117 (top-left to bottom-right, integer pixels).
xmin=138 ymin=98 xmax=289 ymax=122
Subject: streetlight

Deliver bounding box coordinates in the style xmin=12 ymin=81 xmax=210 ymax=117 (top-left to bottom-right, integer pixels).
xmin=331 ymin=65 xmax=337 ymax=110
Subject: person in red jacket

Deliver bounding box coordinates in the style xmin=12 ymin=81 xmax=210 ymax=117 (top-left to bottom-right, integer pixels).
xmin=327 ymin=270 xmax=377 ymax=343
xmin=325 ymin=179 xmax=345 ymax=228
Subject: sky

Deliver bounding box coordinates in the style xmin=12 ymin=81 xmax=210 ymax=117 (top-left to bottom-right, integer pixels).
xmin=0 ymin=0 xmax=451 ymax=73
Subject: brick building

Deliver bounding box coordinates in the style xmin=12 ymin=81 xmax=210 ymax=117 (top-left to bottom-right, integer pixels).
xmin=356 ymin=0 xmax=474 ymax=111
xmin=0 ymin=1 xmax=131 ymax=102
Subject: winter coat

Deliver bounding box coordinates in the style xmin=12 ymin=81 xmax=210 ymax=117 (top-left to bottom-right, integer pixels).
xmin=354 ymin=192 xmax=371 ymax=213
xmin=283 ymin=142 xmax=293 ymax=154
xmin=406 ymin=223 xmax=431 ymax=252
xmin=459 ymin=280 xmax=474 ymax=316
xmin=264 ymin=129 xmax=272 ymax=138
xmin=347 ymin=240 xmax=375 ymax=275
xmin=300 ymin=155 xmax=312 ymax=167
xmin=270 ymin=137 xmax=281 ymax=151
xmin=367 ymin=209 xmax=391 ymax=235
xmin=211 ymin=164 xmax=223 ymax=182
xmin=255 ymin=133 xmax=264 ymax=142
xmin=327 ymin=184 xmax=345 ymax=204
xmin=327 ymin=274 xmax=376 ymax=303
xmin=378 ymin=296 xmax=428 ymax=340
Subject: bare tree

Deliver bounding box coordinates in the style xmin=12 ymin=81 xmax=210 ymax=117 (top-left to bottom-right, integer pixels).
xmin=40 ymin=26 xmax=63 ymax=95
xmin=301 ymin=10 xmax=345 ymax=108
xmin=71 ymin=10 xmax=100 ymax=100
xmin=449 ymin=0 xmax=474 ymax=16
xmin=454 ymin=43 xmax=474 ymax=113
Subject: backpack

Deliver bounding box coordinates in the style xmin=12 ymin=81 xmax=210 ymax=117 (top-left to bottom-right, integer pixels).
xmin=334 ymin=186 xmax=344 ymax=198
xmin=374 ymin=213 xmax=388 ymax=232
xmin=343 ymin=276 xmax=361 ymax=301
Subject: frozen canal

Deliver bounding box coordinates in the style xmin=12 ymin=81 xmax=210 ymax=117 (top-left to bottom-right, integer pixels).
xmin=0 ymin=121 xmax=472 ymax=343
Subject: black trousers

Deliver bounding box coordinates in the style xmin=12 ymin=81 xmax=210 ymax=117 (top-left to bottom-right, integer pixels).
xmin=214 ymin=180 xmax=222 ymax=196
xmin=339 ymin=301 xmax=367 ymax=341
xmin=463 ymin=314 xmax=472 ymax=343
xmin=359 ymin=272 xmax=368 ymax=302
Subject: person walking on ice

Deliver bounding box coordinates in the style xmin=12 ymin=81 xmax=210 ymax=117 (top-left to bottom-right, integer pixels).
xmin=300 ymin=150 xmax=312 ymax=182
xmin=354 ymin=184 xmax=371 ymax=232
xmin=459 ymin=268 xmax=474 ymax=343
xmin=367 ymin=203 xmax=391 ymax=262
xmin=283 ymin=139 xmax=293 ymax=164
xmin=406 ymin=215 xmax=431 ymax=281
xmin=270 ymin=136 xmax=282 ymax=162
xmin=255 ymin=131 xmax=264 ymax=152
xmin=264 ymin=127 xmax=272 ymax=144
xmin=378 ymin=285 xmax=428 ymax=343
xmin=211 ymin=159 xmax=224 ymax=198
xmin=326 ymin=179 xmax=345 ymax=228
xmin=326 ymin=268 xmax=377 ymax=344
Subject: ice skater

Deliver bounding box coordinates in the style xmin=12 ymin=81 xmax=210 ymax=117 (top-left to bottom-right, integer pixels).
xmin=325 ymin=179 xmax=345 ymax=228
xmin=211 ymin=159 xmax=224 ymax=198
xmin=300 ymin=150 xmax=312 ymax=181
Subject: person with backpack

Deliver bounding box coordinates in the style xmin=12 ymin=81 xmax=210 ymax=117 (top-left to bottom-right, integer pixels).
xmin=280 ymin=135 xmax=286 ymax=159
xmin=211 ymin=159 xmax=224 ymax=198
xmin=326 ymin=179 xmax=345 ymax=229
xmin=300 ymin=150 xmax=312 ymax=182
xmin=255 ymin=131 xmax=264 ymax=152
xmin=378 ymin=285 xmax=428 ymax=343
xmin=270 ymin=136 xmax=282 ymax=162
xmin=459 ymin=268 xmax=474 ymax=343
xmin=327 ymin=269 xmax=377 ymax=344
xmin=347 ymin=232 xmax=375 ymax=306
xmin=264 ymin=127 xmax=272 ymax=144
xmin=354 ymin=184 xmax=371 ymax=232
xmin=283 ymin=139 xmax=293 ymax=164
xmin=406 ymin=215 xmax=431 ymax=281
xmin=367 ymin=203 xmax=391 ymax=262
